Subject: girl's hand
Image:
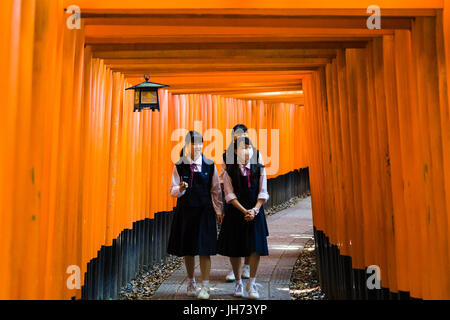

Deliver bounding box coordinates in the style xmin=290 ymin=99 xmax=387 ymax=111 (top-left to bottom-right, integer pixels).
xmin=179 ymin=181 xmax=188 ymax=192
xmin=216 ymin=214 xmax=223 ymax=225
xmin=244 ymin=209 xmax=256 ymax=221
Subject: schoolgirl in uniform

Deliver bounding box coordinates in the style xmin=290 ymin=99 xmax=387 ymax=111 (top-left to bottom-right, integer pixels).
xmin=220 ymin=124 xmax=265 ymax=282
xmin=167 ymin=131 xmax=223 ymax=300
xmin=217 ymin=136 xmax=270 ymax=299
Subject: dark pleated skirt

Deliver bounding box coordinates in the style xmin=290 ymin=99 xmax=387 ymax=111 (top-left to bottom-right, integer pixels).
xmin=167 ymin=204 xmax=217 ymax=257
xmin=217 ymin=204 xmax=269 ymax=258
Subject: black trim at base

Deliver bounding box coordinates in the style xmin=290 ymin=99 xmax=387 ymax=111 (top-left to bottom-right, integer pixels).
xmin=81 ymin=213 xmax=173 ymax=300
xmin=314 ymin=228 xmax=421 ymax=300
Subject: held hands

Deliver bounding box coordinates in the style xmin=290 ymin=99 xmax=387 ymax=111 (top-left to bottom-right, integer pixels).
xmin=230 ymin=199 xmax=259 ymax=222
xmin=216 ymin=214 xmax=223 ymax=225
xmin=244 ymin=208 xmax=257 ymax=222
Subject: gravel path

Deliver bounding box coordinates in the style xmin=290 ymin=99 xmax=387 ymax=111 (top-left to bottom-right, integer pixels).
xmin=119 ymin=255 xmax=183 ymax=300
xmin=289 ymin=239 xmax=326 ymax=300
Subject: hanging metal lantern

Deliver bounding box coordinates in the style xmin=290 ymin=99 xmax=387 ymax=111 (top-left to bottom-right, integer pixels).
xmin=125 ymin=75 xmax=170 ymax=112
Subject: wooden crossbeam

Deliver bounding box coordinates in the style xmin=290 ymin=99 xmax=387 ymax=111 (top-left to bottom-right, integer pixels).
xmin=84 ymin=25 xmax=392 ymax=44
xmin=89 ymin=41 xmax=368 ymax=52
xmin=82 ymin=15 xmax=412 ymax=30
xmin=93 ymin=48 xmax=339 ymax=59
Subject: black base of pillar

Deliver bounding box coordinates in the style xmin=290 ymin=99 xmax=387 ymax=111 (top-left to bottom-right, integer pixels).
xmin=314 ymin=228 xmax=419 ymax=300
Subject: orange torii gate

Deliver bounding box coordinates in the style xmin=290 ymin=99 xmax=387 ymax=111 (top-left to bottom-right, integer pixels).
xmin=0 ymin=0 xmax=449 ymax=300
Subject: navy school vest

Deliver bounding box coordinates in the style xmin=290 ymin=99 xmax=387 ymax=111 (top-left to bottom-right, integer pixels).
xmin=224 ymin=149 xmax=264 ymax=209
xmin=175 ymin=155 xmax=215 ymax=208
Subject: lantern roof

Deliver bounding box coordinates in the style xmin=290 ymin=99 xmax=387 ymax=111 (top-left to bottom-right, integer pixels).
xmin=126 ymin=76 xmax=170 ymax=90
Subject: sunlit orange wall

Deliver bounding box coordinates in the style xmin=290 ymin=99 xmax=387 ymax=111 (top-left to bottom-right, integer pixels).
xmin=0 ymin=0 xmax=87 ymax=300
xmin=0 ymin=0 xmax=308 ymax=300
xmin=304 ymin=16 xmax=450 ymax=299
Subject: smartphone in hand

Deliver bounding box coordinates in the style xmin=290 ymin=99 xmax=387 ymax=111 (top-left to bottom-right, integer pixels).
xmin=180 ymin=175 xmax=190 ymax=191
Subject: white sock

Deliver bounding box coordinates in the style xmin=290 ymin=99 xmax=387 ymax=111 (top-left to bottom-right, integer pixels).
xmin=236 ymin=279 xmax=243 ymax=286
xmin=202 ymin=280 xmax=209 ymax=286
xmin=249 ymin=277 xmax=256 ymax=286
xmin=189 ymin=277 xmax=196 ymax=283
xmin=244 ymin=264 xmax=250 ymax=269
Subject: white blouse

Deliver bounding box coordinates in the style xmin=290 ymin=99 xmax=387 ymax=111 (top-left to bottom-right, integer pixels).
xmin=222 ymin=156 xmax=270 ymax=204
xmin=169 ymin=155 xmax=223 ymax=215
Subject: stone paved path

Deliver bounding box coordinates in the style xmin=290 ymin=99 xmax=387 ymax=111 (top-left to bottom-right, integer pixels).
xmin=152 ymin=196 xmax=313 ymax=300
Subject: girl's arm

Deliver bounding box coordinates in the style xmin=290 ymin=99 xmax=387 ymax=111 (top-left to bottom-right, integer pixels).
xmin=169 ymin=165 xmax=187 ymax=198
xmin=254 ymin=154 xmax=270 ymax=214
xmin=210 ymin=166 xmax=224 ymax=215
xmin=223 ymin=170 xmax=248 ymax=215
xmin=219 ymin=161 xmax=226 ymax=185
xmin=230 ymin=199 xmax=249 ymax=215
xmin=253 ymin=199 xmax=266 ymax=213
